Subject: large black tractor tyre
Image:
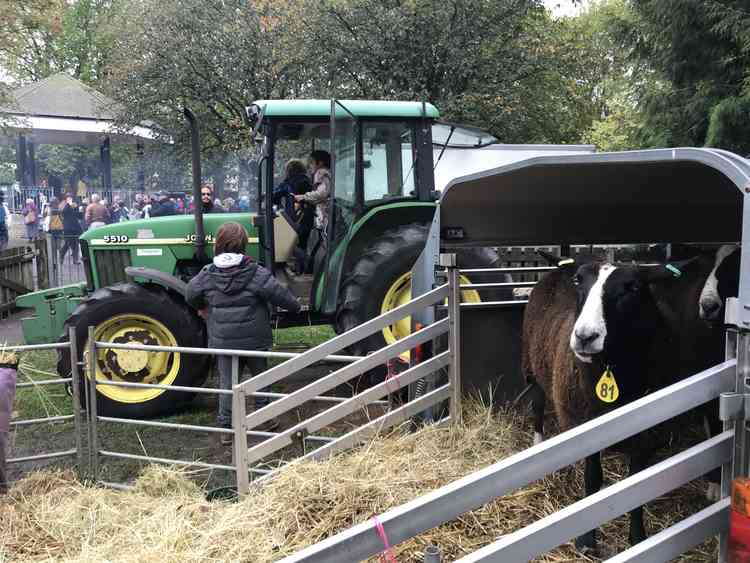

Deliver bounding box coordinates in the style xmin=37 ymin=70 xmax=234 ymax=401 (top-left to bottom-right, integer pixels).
xmin=58 ymin=283 xmax=209 ymax=419
xmin=335 ymin=222 xmax=506 ymax=360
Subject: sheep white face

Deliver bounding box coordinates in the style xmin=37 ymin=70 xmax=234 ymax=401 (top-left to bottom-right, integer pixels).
xmin=570 ymin=263 xmax=616 ymax=363
xmin=699 ymin=244 xmax=740 ymax=322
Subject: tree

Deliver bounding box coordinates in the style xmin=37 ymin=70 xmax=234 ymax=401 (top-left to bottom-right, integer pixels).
xmin=568 ymin=0 xmax=647 ymax=150
xmin=0 ymin=0 xmax=66 ymax=81
xmin=295 ymin=0 xmax=602 ymax=143
xmin=621 ymin=0 xmax=750 ymax=148
xmin=706 ymin=96 xmax=750 ymax=156
xmin=0 ymin=0 xmax=117 ymax=84
xmin=104 ymin=0 xmax=305 ymax=153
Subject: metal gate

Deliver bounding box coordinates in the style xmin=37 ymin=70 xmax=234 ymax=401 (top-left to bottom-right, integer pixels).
xmin=278 ymin=260 xmax=742 ymax=563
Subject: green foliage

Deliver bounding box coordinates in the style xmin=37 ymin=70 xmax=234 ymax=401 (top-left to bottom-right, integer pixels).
xmin=582 ymin=94 xmax=641 ymax=151
xmin=103 ymin=0 xmax=298 ymax=154
xmin=622 ymin=0 xmax=750 ymax=148
xmin=0 ymin=0 xmax=67 ymax=81
xmin=0 ymin=0 xmax=118 ymax=84
xmin=296 ymin=0 xmax=600 ymax=143
xmin=706 ymin=96 xmax=750 ymax=156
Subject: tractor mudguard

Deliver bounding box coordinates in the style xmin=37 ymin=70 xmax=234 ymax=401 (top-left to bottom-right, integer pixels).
xmin=15 ymin=283 xmax=88 ymax=344
xmin=125 ymin=267 xmax=188 ymax=297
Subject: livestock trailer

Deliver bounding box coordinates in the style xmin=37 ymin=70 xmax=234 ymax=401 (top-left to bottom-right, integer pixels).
xmin=412 ymin=148 xmax=749 ymax=403
xmin=238 ymin=148 xmax=750 ymax=563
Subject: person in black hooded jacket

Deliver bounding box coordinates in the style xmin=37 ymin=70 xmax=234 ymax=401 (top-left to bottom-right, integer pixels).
xmin=186 ymin=222 xmax=300 ymax=437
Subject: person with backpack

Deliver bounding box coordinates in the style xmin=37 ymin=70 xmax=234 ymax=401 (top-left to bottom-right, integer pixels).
xmin=45 ymin=197 xmax=64 ymax=239
xmin=21 ymin=198 xmax=39 ymax=241
xmin=186 ymin=222 xmax=301 ymax=442
xmin=59 ymin=195 xmax=83 ymax=264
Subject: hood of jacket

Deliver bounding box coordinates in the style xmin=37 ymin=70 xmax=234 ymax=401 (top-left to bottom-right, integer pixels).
xmin=206 ymin=255 xmax=256 ymax=295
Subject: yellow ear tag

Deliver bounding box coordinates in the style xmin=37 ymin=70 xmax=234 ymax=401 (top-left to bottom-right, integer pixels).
xmin=596 ymin=367 xmax=619 ymax=403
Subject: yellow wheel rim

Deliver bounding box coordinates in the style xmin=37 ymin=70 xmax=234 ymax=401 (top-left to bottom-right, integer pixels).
xmin=84 ymin=314 xmax=181 ymax=403
xmin=380 ymin=272 xmax=480 ymax=349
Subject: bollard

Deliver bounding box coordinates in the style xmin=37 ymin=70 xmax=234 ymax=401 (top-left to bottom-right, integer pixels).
xmin=423 ymin=544 xmax=442 ymax=563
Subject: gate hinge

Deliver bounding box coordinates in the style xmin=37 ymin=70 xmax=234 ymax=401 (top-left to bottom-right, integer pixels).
xmin=719 ymin=392 xmax=750 ymax=422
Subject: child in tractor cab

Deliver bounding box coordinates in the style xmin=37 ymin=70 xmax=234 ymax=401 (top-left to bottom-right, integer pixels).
xmin=186 ymin=222 xmax=301 ymax=443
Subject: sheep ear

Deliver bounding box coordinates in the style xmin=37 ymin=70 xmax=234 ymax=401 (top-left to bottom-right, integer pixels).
xmin=643 ymin=256 xmax=701 ymax=283
xmin=537 ymin=250 xmax=576 ymax=269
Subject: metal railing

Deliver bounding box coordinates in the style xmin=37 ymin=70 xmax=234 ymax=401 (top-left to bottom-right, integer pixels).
xmin=86 ymin=328 xmax=369 ymax=490
xmin=227 ymin=260 xmax=551 ymax=492
xmin=281 ymin=360 xmax=736 ymax=562
xmin=6 ymin=331 xmax=85 ymax=476
xmin=232 ymin=278 xmax=457 ymax=494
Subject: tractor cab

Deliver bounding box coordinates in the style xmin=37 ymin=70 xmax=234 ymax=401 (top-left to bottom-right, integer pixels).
xmin=247 ymin=100 xmax=440 ymax=316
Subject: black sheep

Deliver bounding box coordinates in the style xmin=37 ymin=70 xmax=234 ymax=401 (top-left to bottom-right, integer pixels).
xmin=521 ymin=258 xmax=695 ymax=552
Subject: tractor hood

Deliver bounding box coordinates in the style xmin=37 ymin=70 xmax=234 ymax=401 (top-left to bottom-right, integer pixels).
xmin=81 ymin=213 xmax=258 ymax=245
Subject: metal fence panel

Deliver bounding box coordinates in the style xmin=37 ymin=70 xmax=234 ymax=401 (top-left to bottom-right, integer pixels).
xmin=245 ymin=352 xmax=450 ymax=464
xmin=456 ymin=431 xmax=732 ymax=562
xmin=244 ymin=319 xmax=449 ymax=430
xmin=238 ymin=284 xmax=449 ymax=396
xmin=605 ymin=498 xmax=730 ymax=563
xmin=279 ymin=360 xmax=735 ymax=563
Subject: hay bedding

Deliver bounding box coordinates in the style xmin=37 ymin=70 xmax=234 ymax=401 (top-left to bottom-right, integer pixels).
xmin=0 ymin=404 xmax=714 ymax=562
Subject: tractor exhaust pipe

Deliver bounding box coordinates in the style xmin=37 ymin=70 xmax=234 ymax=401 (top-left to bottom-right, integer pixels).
xmin=184 ymin=107 xmax=207 ymax=262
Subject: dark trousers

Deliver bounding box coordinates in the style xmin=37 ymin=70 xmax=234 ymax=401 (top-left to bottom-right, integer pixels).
xmin=306 ymin=228 xmax=327 ymax=274
xmin=59 ymin=236 xmax=80 ymax=263
xmin=216 ymin=355 xmax=270 ymax=427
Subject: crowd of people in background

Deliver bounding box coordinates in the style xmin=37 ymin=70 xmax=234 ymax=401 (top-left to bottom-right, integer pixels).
xmin=5 ymin=157 xmax=329 ymax=272
xmin=16 ymin=186 xmax=253 ymax=238
xmin=7 ymin=186 xmax=247 ymax=263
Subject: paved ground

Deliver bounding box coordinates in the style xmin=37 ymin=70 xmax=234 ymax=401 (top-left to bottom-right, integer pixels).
xmin=0 ymin=311 xmax=26 ymax=345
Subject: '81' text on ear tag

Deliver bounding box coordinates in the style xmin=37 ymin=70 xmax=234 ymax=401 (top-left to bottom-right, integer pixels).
xmin=596 ymin=367 xmax=619 ymax=403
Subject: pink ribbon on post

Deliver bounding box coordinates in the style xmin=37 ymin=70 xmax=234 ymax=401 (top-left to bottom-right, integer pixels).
xmin=373 ymin=516 xmax=398 ymax=563
xmin=385 ymin=359 xmax=401 ymax=396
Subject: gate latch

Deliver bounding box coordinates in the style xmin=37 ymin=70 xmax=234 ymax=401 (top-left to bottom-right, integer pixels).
xmin=719 ymin=392 xmax=750 ymax=422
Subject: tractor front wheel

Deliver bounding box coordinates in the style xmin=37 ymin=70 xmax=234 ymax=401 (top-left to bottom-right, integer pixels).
xmin=58 ymin=283 xmax=209 ymax=419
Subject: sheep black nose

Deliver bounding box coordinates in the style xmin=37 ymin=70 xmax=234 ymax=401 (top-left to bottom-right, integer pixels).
xmin=701 ymin=300 xmax=720 ymax=316
xmin=575 ymin=330 xmax=599 ymax=345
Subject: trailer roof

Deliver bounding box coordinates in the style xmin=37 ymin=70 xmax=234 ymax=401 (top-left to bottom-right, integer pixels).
xmin=251 ymin=99 xmax=440 ymax=119
xmin=440 ymin=148 xmax=750 ymax=246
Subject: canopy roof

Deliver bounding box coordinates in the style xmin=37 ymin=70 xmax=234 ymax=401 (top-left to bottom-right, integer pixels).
xmin=0 ymin=73 xmax=157 ymax=145
xmin=440 ymin=148 xmax=750 ymax=246
xmin=251 ymin=99 xmax=440 ymax=119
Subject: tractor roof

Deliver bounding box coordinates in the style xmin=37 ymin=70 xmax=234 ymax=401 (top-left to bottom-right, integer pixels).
xmin=251 ymin=99 xmax=440 ymax=119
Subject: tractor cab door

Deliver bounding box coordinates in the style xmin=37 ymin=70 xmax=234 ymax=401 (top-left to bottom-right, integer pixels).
xmin=316 ymin=100 xmax=360 ymax=311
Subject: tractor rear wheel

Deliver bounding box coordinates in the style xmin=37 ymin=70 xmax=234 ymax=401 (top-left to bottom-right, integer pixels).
xmin=58 ymin=283 xmax=209 ymax=419
xmin=335 ymin=222 xmax=505 ymax=360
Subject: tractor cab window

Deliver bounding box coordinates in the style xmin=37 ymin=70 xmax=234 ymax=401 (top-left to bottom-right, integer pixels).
xmin=273 ymin=122 xmax=331 ymax=181
xmin=363 ymin=121 xmax=416 ymax=204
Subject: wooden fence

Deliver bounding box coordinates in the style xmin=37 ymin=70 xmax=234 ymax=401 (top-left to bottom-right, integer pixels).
xmin=0 ymin=241 xmax=48 ymax=318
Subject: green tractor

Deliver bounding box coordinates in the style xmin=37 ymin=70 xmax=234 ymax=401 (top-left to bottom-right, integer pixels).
xmin=16 ymin=99 xmax=497 ymax=418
